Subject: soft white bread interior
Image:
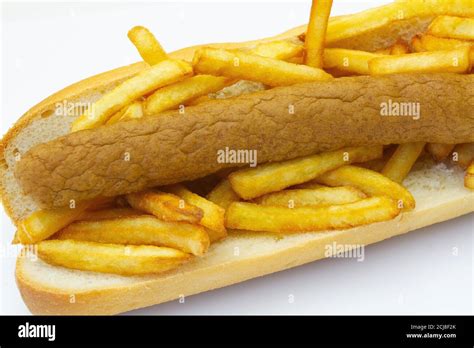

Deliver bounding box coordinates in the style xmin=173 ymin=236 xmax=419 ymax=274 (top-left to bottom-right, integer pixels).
xmin=16 ymin=160 xmax=474 ymax=314
xmin=1 ymin=0 xmax=473 ymax=314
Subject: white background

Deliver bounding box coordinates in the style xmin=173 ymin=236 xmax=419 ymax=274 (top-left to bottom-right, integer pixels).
xmin=1 ymin=0 xmax=472 ymax=315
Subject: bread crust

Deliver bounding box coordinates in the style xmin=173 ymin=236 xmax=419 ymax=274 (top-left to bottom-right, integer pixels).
xmin=15 ymin=74 xmax=474 ymax=208
xmin=16 ymin=190 xmax=474 ymax=315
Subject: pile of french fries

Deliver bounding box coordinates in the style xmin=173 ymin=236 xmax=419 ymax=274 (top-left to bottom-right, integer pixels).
xmin=15 ymin=1 xmax=474 ymax=276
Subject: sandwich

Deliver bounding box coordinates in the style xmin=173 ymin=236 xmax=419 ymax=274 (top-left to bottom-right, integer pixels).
xmin=1 ymin=0 xmax=473 ymax=315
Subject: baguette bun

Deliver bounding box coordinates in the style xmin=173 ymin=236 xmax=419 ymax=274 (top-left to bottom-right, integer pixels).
xmin=1 ymin=0 xmax=473 ymax=314
xmin=16 ymin=161 xmax=473 ymax=314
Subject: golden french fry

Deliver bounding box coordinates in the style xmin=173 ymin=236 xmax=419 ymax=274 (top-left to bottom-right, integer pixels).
xmin=415 ymin=34 xmax=473 ymax=51
xmin=106 ymin=101 xmax=144 ymax=125
xmin=255 ymin=186 xmax=366 ymax=207
xmin=251 ymin=40 xmax=304 ymax=61
xmin=165 ymin=184 xmax=227 ymax=242
xmin=54 ymin=215 xmax=210 ymax=256
xmin=426 ymin=143 xmax=455 ymax=161
xmin=381 ymin=142 xmax=425 ymax=183
xmin=411 ymin=36 xmax=425 ymax=53
xmin=323 ymin=48 xmax=383 ymax=75
xmin=453 ymin=143 xmax=474 ymax=169
xmin=326 ymin=0 xmax=474 ymax=45
xmin=128 ymin=26 xmax=168 ymax=65
xmin=80 ymin=208 xmax=144 ymax=221
xmin=17 ymin=201 xmax=94 ymax=244
xmin=186 ymin=95 xmax=213 ymax=106
xmin=305 ymin=0 xmax=333 ymax=68
xmin=226 ymin=197 xmax=400 ymax=233
xmin=390 ymin=40 xmax=410 ymax=55
xmin=369 ymin=47 xmax=471 ymax=75
xmin=206 ymin=179 xmax=240 ymax=210
xmin=71 ymin=59 xmax=192 ymax=131
xmin=37 ymin=240 xmax=190 ymax=275
xmin=144 ymin=75 xmax=230 ymax=116
xmin=126 ymin=190 xmax=203 ymax=224
xmin=106 ymin=108 xmax=126 ymax=125
xmin=229 ymin=146 xmax=382 ymax=200
xmin=193 ymin=47 xmax=332 ymax=87
xmin=357 ymin=145 xmax=396 ymax=172
xmin=428 ymin=15 xmax=474 ymax=41
xmin=465 ymin=162 xmax=474 ymax=189
xmin=411 ymin=34 xmax=474 ymax=64
xmin=145 ymin=41 xmax=302 ymax=116
xmin=316 ymin=165 xmax=415 ymax=211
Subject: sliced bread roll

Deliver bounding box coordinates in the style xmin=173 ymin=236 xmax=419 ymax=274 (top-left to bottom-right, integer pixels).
xmin=1 ymin=0 xmax=473 ymax=314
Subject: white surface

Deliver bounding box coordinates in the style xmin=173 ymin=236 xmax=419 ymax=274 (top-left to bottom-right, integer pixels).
xmin=0 ymin=0 xmax=472 ymax=315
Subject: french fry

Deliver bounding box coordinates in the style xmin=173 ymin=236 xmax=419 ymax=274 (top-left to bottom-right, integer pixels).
xmin=381 ymin=142 xmax=425 ymax=183
xmin=304 ymin=0 xmax=333 ymax=68
xmin=426 ymin=143 xmax=455 ymax=161
xmin=128 ymin=26 xmax=168 ymax=65
xmin=411 ymin=36 xmax=425 ymax=53
xmin=411 ymin=34 xmax=474 ymax=64
xmin=323 ymin=48 xmax=383 ymax=75
xmin=71 ymin=59 xmax=192 ymax=131
xmin=357 ymin=145 xmax=396 ymax=172
xmin=326 ymin=0 xmax=474 ymax=45
xmin=37 ymin=240 xmax=190 ymax=275
xmin=186 ymin=95 xmax=213 ymax=106
xmin=193 ymin=47 xmax=333 ymax=87
xmin=226 ymin=197 xmax=400 ymax=233
xmin=165 ymin=184 xmax=227 ymax=242
xmin=54 ymin=215 xmax=210 ymax=256
xmin=229 ymin=146 xmax=382 ymax=200
xmin=316 ymin=165 xmax=415 ymax=211
xmin=80 ymin=208 xmax=144 ymax=221
xmin=255 ymin=186 xmax=366 ymax=207
xmin=369 ymin=47 xmax=471 ymax=75
xmin=206 ymin=179 xmax=240 ymax=210
xmin=145 ymin=41 xmax=303 ymax=116
xmin=465 ymin=162 xmax=474 ymax=189
xmin=427 ymin=15 xmax=474 ymax=41
xmin=453 ymin=143 xmax=474 ymax=168
xmin=17 ymin=201 xmax=94 ymax=244
xmin=106 ymin=101 xmax=144 ymax=125
xmin=251 ymin=40 xmax=304 ymax=61
xmin=144 ymin=75 xmax=230 ymax=116
xmin=415 ymin=34 xmax=473 ymax=52
xmin=126 ymin=190 xmax=203 ymax=224
xmin=390 ymin=40 xmax=410 ymax=55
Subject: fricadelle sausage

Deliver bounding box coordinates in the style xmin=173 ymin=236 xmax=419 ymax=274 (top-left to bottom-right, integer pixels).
xmin=14 ymin=73 xmax=474 ymax=208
